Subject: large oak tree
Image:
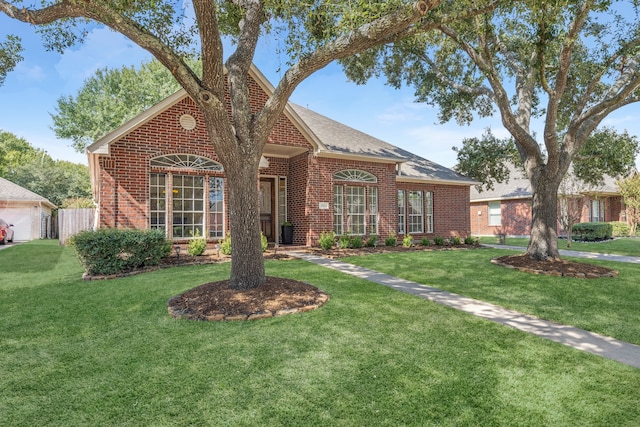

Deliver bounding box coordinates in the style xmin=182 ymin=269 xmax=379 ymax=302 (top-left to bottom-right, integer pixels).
xmin=341 ymin=0 xmax=640 ymax=260
xmin=1 ymin=0 xmax=438 ymax=289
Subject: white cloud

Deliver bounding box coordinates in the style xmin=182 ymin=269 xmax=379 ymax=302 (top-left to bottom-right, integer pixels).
xmin=14 ymin=63 xmax=46 ymax=82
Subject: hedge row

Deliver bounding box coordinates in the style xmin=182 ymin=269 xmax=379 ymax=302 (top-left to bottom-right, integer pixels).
xmin=69 ymin=228 xmax=172 ymax=275
xmin=571 ymin=222 xmax=613 ymax=241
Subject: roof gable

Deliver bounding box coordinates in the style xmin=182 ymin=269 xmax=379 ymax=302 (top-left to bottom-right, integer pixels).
xmin=0 ymin=177 xmax=56 ymax=207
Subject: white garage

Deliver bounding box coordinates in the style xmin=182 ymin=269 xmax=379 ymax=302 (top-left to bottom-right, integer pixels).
xmin=0 ymin=177 xmax=56 ymax=241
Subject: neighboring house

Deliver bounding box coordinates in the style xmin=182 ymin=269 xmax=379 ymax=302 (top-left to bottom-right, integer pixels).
xmin=470 ymin=163 xmax=627 ymax=237
xmin=87 ymin=65 xmax=476 ymax=246
xmin=0 ymin=177 xmax=56 ymax=241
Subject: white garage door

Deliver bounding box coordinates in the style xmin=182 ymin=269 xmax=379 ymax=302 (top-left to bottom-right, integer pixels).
xmin=0 ymin=207 xmax=35 ymax=241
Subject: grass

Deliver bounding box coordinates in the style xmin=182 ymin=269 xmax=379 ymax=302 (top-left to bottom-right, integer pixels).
xmin=1 ymin=240 xmax=640 ymax=426
xmin=343 ymin=247 xmax=640 ymax=345
xmin=478 ymin=235 xmax=640 ymax=257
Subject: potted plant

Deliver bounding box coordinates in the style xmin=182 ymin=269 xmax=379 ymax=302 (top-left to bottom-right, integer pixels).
xmin=281 ymin=220 xmax=294 ymax=244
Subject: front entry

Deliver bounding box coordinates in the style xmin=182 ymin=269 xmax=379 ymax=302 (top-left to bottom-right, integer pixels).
xmin=260 ymin=178 xmax=275 ymax=241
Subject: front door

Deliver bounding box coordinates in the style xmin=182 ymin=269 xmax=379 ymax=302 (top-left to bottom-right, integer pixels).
xmin=260 ymin=178 xmax=275 ymax=241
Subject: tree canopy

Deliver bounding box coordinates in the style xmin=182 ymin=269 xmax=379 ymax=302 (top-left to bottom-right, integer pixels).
xmin=341 ymin=0 xmax=640 ymax=260
xmin=0 ymin=34 xmax=21 ymax=86
xmin=0 ymin=130 xmax=91 ymax=206
xmin=0 ymin=0 xmax=441 ymax=289
xmin=51 ymin=59 xmax=202 ymax=152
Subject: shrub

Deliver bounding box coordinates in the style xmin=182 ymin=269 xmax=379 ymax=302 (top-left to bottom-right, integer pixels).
xmin=70 ymin=228 xmax=171 ymax=275
xmin=261 ymin=232 xmax=268 ymax=252
xmin=385 ymin=232 xmax=397 ymax=246
xmin=350 ymin=235 xmax=364 ymax=249
xmin=402 ymin=234 xmax=413 ymax=247
xmin=572 ymin=222 xmax=613 ymax=241
xmin=452 ymin=236 xmax=462 ymax=245
xmin=365 ymin=235 xmax=378 ymax=247
xmin=219 ymin=233 xmax=232 ymax=255
xmin=464 ymin=236 xmax=476 ymax=245
xmin=338 ymin=234 xmax=351 ymax=248
xmin=187 ymin=229 xmax=207 ymax=256
xmin=434 ymin=236 xmax=445 ymax=246
xmin=421 ymin=237 xmax=431 ymax=246
xmin=611 ymin=221 xmax=631 ymax=237
xmin=318 ymin=231 xmax=336 ymax=250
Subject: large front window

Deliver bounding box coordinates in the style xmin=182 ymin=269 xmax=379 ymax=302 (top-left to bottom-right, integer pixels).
xmin=149 ymin=154 xmax=225 ymax=239
xmin=333 ymin=169 xmax=378 ymax=236
xmin=398 ymin=190 xmax=433 ymax=234
xmin=590 ymin=199 xmax=605 ymax=222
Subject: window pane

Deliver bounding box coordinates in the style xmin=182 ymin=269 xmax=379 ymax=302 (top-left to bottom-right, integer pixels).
xmin=172 ymin=174 xmax=205 ymax=239
xmin=208 ymin=177 xmax=225 ymax=238
xmin=425 ymin=192 xmax=433 ymax=233
xmin=368 ymin=187 xmax=378 ymax=235
xmin=398 ymin=190 xmax=405 ymax=234
xmin=346 ymin=186 xmax=366 ymax=235
xmin=334 ymin=185 xmax=343 ymax=235
xmin=488 ymin=201 xmax=501 ymax=226
xmin=149 ymin=173 xmax=167 ymax=233
xmin=408 ymin=191 xmax=424 ymax=234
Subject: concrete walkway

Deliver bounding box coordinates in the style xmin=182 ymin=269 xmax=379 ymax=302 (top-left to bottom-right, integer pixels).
xmin=288 ymin=250 xmax=640 ymax=369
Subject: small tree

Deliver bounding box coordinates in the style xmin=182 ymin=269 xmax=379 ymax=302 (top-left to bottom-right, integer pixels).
xmin=617 ymin=172 xmax=640 ymax=237
xmin=557 ymin=172 xmax=587 ymax=248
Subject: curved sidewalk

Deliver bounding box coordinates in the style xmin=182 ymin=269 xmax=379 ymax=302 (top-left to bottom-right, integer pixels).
xmin=288 ymin=251 xmax=640 ymax=369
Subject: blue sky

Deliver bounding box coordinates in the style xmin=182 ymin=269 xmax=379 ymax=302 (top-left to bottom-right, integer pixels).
xmin=1 ymin=17 xmax=639 ymax=169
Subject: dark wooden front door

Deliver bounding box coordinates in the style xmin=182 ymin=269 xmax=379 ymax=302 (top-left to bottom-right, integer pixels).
xmin=259 ymin=178 xmax=275 ymax=241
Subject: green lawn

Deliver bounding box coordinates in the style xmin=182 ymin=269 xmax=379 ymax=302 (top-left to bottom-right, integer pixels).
xmin=479 ymin=236 xmax=640 ymax=257
xmin=2 ymin=240 xmax=640 ymax=426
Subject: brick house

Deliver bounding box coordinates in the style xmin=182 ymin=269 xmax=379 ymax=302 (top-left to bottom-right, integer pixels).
xmin=470 ymin=163 xmax=627 ymax=237
xmin=87 ymin=66 xmax=476 ymax=246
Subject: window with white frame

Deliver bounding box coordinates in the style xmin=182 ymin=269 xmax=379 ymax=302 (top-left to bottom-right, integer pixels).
xmin=333 ymin=170 xmax=378 ymax=235
xmin=150 ymin=173 xmax=166 ymax=233
xmin=208 ymin=177 xmax=224 ymax=238
xmin=425 ymin=191 xmax=433 ymax=233
xmin=368 ymin=187 xmax=378 ymax=235
xmin=590 ymin=199 xmax=605 ymax=222
xmin=408 ymin=191 xmax=424 ymax=234
xmin=334 ymin=185 xmax=344 ymax=235
xmin=488 ymin=201 xmax=501 ymax=226
xmin=150 ymin=154 xmax=225 ymax=239
xmin=398 ymin=190 xmax=406 ymax=234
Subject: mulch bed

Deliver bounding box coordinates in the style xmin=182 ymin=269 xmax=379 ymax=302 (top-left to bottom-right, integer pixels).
xmin=492 ymin=254 xmax=618 ymax=278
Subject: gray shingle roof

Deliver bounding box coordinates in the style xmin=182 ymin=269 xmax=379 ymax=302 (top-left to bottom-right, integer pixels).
xmin=0 ymin=177 xmax=55 ymax=206
xmin=290 ymin=103 xmax=476 ymax=185
xmin=470 ymin=163 xmax=624 ymax=201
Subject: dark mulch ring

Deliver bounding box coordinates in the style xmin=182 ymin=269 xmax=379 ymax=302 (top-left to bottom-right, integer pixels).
xmin=168 ymin=276 xmax=329 ymax=321
xmin=492 ymin=254 xmax=619 ymax=278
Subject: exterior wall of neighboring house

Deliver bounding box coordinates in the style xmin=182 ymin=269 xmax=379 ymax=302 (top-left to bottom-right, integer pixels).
xmin=470 ymin=198 xmax=532 ymax=237
xmin=90 ymin=71 xmax=473 ymax=247
xmin=0 ymin=177 xmax=56 ymax=241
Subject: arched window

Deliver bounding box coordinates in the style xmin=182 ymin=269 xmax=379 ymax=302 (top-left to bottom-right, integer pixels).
xmin=333 ymin=169 xmax=377 ymax=183
xmin=150 ymin=154 xmax=223 ymax=172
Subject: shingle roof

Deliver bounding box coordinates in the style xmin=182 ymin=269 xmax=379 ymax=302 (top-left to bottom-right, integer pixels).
xmin=0 ymin=177 xmax=56 ymax=207
xmin=289 ymin=103 xmax=477 ymax=185
xmin=470 ymin=163 xmax=623 ymax=202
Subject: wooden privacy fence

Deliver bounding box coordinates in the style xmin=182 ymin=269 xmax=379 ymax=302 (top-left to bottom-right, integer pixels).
xmin=59 ymin=208 xmax=95 ymax=245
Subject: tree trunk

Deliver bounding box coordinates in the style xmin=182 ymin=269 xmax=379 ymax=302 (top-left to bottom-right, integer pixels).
xmin=225 ymin=159 xmax=266 ymax=290
xmin=527 ymin=171 xmax=562 ymax=260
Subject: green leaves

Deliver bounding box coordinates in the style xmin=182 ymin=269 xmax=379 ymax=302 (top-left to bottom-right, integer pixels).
xmin=0 ymin=34 xmax=22 ymax=86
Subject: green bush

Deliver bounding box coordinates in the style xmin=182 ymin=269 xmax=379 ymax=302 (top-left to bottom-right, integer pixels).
xmin=261 ymin=232 xmax=268 ymax=252
xmin=402 ymin=234 xmax=413 ymax=247
xmin=385 ymin=232 xmax=397 ymax=246
xmin=350 ymin=235 xmax=364 ymax=249
xmin=318 ymin=231 xmax=336 ymax=250
xmin=610 ymin=221 xmax=631 ymax=237
xmin=220 ymin=233 xmax=232 ymax=255
xmin=365 ymin=235 xmax=378 ymax=247
xmin=421 ymin=237 xmax=431 ymax=246
xmin=572 ymin=222 xmax=613 ymax=241
xmin=464 ymin=236 xmax=476 ymax=245
xmin=69 ymin=228 xmax=171 ymax=275
xmin=337 ymin=234 xmax=350 ymax=249
xmin=187 ymin=229 xmax=207 ymax=256
xmin=452 ymin=236 xmax=462 ymax=245
xmin=434 ymin=236 xmax=445 ymax=246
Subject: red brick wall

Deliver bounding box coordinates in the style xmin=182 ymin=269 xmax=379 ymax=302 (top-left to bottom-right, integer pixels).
xmin=470 ymin=199 xmax=532 ymax=237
